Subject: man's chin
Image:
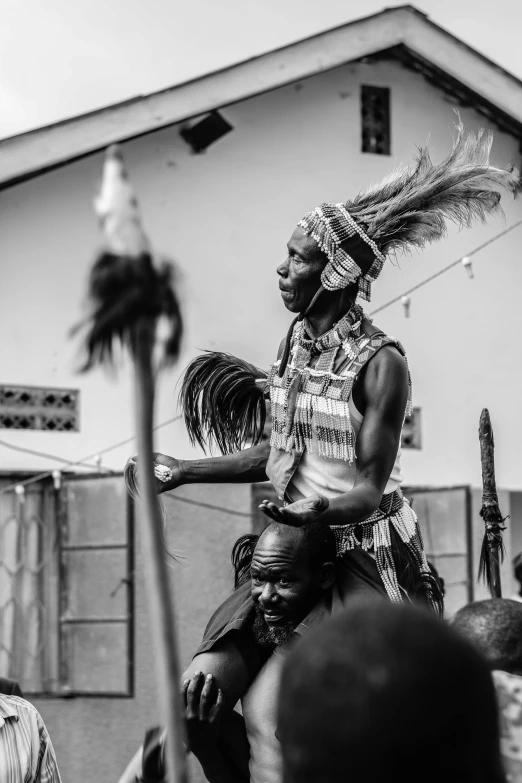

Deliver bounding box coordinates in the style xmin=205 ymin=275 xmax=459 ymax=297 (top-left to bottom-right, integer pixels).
xmin=279 ymin=292 xmax=300 ymax=313
xmin=252 ymin=608 xmax=296 ymax=648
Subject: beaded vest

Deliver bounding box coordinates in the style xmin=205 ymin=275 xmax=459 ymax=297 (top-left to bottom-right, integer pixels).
xmin=266 ymin=304 xmax=412 ymax=463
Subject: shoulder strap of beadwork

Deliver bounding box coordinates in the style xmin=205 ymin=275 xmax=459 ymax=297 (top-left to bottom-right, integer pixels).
xmin=338 ymin=326 xmax=413 ymax=418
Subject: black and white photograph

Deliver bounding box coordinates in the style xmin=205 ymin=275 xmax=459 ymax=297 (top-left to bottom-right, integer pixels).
xmin=1 ymin=0 xmax=522 ymax=781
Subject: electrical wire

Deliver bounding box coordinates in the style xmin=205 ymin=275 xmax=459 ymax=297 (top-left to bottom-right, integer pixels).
xmin=0 ymin=415 xmax=183 ymax=495
xmin=0 ymin=438 xmax=114 ymax=473
xmin=0 ymin=422 xmax=260 ymax=518
xmin=370 ymin=218 xmax=522 ymax=316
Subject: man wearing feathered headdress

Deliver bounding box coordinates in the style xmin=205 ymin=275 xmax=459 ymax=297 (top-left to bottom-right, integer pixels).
xmin=127 ymin=122 xmax=518 ymax=733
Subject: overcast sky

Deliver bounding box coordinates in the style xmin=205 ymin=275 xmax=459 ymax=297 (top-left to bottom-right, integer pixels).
xmin=1 ymin=0 xmax=521 ymax=140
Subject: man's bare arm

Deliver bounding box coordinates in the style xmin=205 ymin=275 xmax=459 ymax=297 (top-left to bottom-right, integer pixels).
xmin=130 ymin=441 xmax=270 ymax=494
xmin=324 ymin=346 xmax=408 ymax=523
xmin=178 ymin=442 xmax=270 ymax=488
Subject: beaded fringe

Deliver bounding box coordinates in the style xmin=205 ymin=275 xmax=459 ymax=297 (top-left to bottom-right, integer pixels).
xmin=268 ymin=309 xmax=413 ymax=463
xmin=331 ymin=499 xmax=436 ymax=610
xmin=269 ymin=385 xmax=357 ymax=462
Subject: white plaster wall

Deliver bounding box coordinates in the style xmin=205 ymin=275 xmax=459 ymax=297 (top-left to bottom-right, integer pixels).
xmin=1 ymin=58 xmax=521 ymax=492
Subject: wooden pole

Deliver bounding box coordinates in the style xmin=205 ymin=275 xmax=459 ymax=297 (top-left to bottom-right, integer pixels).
xmin=83 ymin=145 xmax=187 ymax=782
xmin=478 ymin=408 xmax=505 ymax=598
xmin=133 ymin=321 xmax=187 ymax=783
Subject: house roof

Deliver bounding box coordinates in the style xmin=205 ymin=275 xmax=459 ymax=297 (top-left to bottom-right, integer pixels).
xmin=1 ymin=4 xmax=522 ymax=190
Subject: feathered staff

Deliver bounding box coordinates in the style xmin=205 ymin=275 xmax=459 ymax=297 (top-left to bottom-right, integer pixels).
xmin=179 ymin=351 xmax=268 ymax=455
xmin=478 ymin=408 xmax=506 ymax=597
xmin=73 ymin=146 xmax=186 ymax=783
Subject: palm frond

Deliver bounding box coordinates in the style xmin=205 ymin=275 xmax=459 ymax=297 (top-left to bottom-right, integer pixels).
xmin=179 ymin=351 xmax=268 ymax=455
xmin=346 ymin=119 xmax=519 ymax=255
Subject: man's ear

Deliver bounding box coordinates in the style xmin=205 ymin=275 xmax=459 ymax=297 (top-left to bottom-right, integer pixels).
xmin=319 ymin=561 xmax=336 ymax=590
xmin=340 ymin=233 xmax=376 ymax=277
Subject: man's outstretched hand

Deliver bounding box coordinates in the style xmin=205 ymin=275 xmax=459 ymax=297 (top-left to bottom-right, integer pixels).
xmin=126 ymin=452 xmax=183 ymax=495
xmin=259 ymin=493 xmax=329 ymax=526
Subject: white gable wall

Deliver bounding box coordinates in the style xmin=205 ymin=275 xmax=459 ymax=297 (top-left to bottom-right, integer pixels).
xmin=1 ymin=58 xmax=521 ymax=491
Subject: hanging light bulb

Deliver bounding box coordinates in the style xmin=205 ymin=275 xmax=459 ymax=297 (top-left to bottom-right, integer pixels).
xmin=462 ymin=256 xmax=474 ymax=279
xmin=401 ymin=295 xmax=411 ymax=318
xmin=14 ymin=484 xmax=25 ymax=503
xmin=52 ymin=470 xmax=62 ymax=490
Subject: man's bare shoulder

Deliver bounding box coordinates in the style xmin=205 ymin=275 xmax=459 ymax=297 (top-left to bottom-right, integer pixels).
xmin=362 ymin=320 xmax=407 ymax=374
xmin=359 ymin=343 xmax=408 ymax=418
xmin=366 ymin=342 xmax=407 ymax=383
xmin=353 ymin=339 xmax=408 ymax=416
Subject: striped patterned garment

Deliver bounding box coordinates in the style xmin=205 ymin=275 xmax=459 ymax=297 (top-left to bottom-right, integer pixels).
xmin=0 ymin=695 xmax=62 ymax=783
xmin=267 ymin=305 xmax=412 ymax=463
xmin=493 ymin=670 xmax=522 ymax=783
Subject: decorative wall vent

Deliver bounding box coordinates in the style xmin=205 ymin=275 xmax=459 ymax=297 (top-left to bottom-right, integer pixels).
xmin=0 ymin=385 xmax=79 ymax=431
xmin=361 ymin=85 xmax=391 ymax=155
xmin=401 ymin=407 xmax=421 ymax=450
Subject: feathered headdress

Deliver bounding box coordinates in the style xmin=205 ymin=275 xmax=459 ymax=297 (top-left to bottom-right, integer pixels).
xmin=299 ymin=120 xmax=519 ymax=301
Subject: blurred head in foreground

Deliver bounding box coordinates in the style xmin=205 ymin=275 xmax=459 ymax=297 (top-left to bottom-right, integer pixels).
xmin=278 ymin=601 xmax=505 ymax=783
xmin=452 ymin=598 xmax=522 ymax=675
xmin=452 ymin=599 xmax=522 ymax=782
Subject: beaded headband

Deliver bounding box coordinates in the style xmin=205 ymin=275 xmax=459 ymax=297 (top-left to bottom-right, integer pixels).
xmin=298 ymin=203 xmax=386 ymax=301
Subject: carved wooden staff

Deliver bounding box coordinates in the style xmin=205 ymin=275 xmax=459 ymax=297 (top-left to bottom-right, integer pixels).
xmin=478 ymin=408 xmax=506 ymax=598
xmin=74 ymin=146 xmax=186 ymax=783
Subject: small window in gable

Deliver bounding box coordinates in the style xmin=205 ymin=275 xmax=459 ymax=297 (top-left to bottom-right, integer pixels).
xmin=361 ymin=85 xmax=391 ymax=155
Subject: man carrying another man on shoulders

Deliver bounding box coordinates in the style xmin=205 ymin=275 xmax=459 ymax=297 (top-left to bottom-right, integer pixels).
xmin=119 ymin=519 xmax=336 ymax=783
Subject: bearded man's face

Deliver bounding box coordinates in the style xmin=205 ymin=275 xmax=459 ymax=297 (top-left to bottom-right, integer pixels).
xmin=252 ymin=603 xmax=296 ymax=647
xmin=250 ymin=526 xmax=326 ymax=647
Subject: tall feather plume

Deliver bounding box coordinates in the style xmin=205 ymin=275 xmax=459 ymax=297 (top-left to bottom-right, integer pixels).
xmin=345 ymin=118 xmax=519 ymax=255
xmin=179 ymin=351 xmax=268 ymax=455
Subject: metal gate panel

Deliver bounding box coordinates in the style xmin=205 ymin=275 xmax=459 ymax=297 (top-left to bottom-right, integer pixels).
xmin=403 ymin=485 xmax=472 ymax=617
xmin=59 ymin=474 xmax=134 ymax=696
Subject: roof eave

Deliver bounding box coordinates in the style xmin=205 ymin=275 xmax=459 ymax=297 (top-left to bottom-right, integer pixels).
xmin=1 ymin=5 xmax=521 ymax=190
